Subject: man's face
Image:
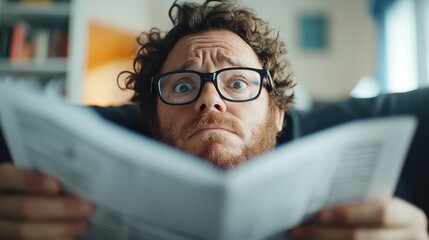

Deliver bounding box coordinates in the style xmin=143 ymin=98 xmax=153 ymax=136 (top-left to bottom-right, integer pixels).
xmin=153 ymin=30 xmax=284 ymax=169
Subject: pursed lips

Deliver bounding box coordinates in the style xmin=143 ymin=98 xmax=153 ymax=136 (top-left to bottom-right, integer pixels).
xmin=187 ymin=124 xmax=236 ymax=139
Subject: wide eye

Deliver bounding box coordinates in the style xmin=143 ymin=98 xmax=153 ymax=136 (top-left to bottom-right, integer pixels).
xmin=174 ymin=83 xmax=193 ymax=93
xmin=230 ymin=80 xmax=248 ymax=90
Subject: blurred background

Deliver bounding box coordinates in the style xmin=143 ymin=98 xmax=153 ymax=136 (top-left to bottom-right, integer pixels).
xmin=0 ymin=0 xmax=428 ymax=110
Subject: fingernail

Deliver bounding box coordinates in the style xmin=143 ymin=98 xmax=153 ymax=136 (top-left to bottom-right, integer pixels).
xmin=79 ymin=202 xmax=95 ymax=215
xmin=318 ymin=210 xmax=333 ymax=223
xmin=43 ymin=178 xmax=60 ymax=193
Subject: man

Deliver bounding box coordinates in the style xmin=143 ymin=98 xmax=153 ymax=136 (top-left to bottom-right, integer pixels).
xmin=0 ymin=0 xmax=427 ymax=239
xmin=117 ymin=0 xmax=293 ymax=169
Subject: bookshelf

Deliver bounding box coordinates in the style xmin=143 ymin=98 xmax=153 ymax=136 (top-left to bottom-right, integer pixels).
xmin=0 ymin=0 xmax=84 ymax=103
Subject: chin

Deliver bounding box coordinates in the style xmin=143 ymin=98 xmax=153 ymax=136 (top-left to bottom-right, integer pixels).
xmin=200 ymin=144 xmax=246 ymax=170
xmin=183 ymin=133 xmax=249 ymax=169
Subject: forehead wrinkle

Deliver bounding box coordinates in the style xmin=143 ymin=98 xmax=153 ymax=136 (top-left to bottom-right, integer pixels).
xmin=178 ymin=46 xmax=242 ymax=71
xmin=165 ymin=30 xmax=262 ymax=72
xmin=213 ymin=49 xmax=242 ymax=68
xmin=188 ymin=36 xmax=262 ymax=68
xmin=187 ymin=33 xmax=250 ymax=56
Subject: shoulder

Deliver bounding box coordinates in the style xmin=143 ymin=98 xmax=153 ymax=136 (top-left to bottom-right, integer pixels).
xmin=90 ymin=104 xmax=142 ymax=132
xmin=280 ymin=87 xmax=429 ymax=141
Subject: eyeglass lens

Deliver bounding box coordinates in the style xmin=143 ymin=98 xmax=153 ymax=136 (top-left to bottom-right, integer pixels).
xmin=158 ymin=69 xmax=262 ymax=104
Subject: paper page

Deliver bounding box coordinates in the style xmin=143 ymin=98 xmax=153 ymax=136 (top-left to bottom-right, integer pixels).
xmin=0 ymin=84 xmax=225 ymax=239
xmin=219 ymin=117 xmax=416 ymax=240
xmin=0 ymin=83 xmax=417 ymax=240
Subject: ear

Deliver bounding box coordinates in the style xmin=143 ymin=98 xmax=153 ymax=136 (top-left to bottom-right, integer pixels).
xmin=274 ymin=107 xmax=285 ymax=132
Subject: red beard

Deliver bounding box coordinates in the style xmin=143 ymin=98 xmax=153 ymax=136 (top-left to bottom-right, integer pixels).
xmin=151 ymin=105 xmax=280 ymax=169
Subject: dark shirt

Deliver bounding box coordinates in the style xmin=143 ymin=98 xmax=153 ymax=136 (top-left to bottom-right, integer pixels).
xmin=1 ymin=87 xmax=428 ymax=215
xmin=281 ymin=88 xmax=429 ymax=217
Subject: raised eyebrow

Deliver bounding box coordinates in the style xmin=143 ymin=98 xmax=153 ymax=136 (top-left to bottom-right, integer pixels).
xmin=224 ymin=58 xmax=241 ymax=68
xmin=178 ymin=59 xmax=198 ymax=71
xmin=177 ymin=58 xmax=242 ymax=71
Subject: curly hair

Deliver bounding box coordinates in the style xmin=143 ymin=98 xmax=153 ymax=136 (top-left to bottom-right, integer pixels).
xmin=118 ymin=0 xmax=294 ymax=135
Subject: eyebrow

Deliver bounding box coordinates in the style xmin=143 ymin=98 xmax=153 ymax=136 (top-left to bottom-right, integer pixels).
xmin=178 ymin=59 xmax=199 ymax=71
xmin=177 ymin=57 xmax=241 ymax=71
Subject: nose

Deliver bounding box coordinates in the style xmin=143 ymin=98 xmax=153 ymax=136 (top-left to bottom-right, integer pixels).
xmin=194 ymin=82 xmax=227 ymax=114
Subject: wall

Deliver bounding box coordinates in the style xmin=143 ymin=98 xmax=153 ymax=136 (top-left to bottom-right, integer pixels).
xmin=82 ymin=0 xmax=149 ymax=34
xmin=243 ymin=0 xmax=376 ymax=102
xmin=81 ymin=0 xmax=150 ymax=105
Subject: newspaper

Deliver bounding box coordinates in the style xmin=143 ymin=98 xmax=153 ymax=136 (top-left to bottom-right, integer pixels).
xmin=0 ymin=83 xmax=417 ymax=240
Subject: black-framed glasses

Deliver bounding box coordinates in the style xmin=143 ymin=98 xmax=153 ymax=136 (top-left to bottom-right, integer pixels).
xmin=150 ymin=67 xmax=274 ymax=105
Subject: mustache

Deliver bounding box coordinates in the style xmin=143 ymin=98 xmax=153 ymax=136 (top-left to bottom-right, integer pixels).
xmin=179 ymin=112 xmax=244 ymax=137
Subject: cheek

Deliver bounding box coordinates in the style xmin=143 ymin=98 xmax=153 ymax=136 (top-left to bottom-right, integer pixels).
xmin=246 ymin=111 xmax=267 ymax=132
xmin=157 ymin=102 xmax=192 ymax=128
xmin=245 ymin=93 xmax=271 ymax=121
xmin=156 ymin=103 xmax=169 ymax=125
xmin=231 ymin=100 xmax=270 ymax=135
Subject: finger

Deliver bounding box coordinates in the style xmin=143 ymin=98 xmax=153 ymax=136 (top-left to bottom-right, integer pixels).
xmin=289 ymin=224 xmax=429 ymax=240
xmin=316 ymin=198 xmax=428 ymax=228
xmin=0 ymin=164 xmax=61 ymax=194
xmin=0 ymin=219 xmax=88 ymax=240
xmin=0 ymin=196 xmax=95 ymax=221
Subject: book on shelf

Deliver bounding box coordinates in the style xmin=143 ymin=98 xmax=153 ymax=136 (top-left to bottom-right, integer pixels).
xmin=2 ymin=21 xmax=68 ymax=64
xmin=9 ymin=21 xmax=31 ymax=63
xmin=33 ymin=28 xmax=50 ymax=63
xmin=59 ymin=32 xmax=68 ymax=57
xmin=0 ymin=27 xmax=13 ymax=58
xmin=48 ymin=27 xmax=66 ymax=58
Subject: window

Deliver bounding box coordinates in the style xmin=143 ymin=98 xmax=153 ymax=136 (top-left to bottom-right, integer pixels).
xmin=385 ymin=0 xmax=418 ymax=92
xmin=384 ymin=0 xmax=428 ymax=92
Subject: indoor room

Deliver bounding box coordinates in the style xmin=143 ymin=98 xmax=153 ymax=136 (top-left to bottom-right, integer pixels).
xmin=0 ymin=1 xmax=429 ymax=239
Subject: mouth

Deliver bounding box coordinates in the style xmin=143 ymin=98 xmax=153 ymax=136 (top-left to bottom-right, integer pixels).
xmin=187 ymin=124 xmax=236 ymax=139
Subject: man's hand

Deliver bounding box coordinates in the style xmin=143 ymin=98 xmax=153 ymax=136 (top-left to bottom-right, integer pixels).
xmin=289 ymin=197 xmax=428 ymax=240
xmin=0 ymin=163 xmax=94 ymax=240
